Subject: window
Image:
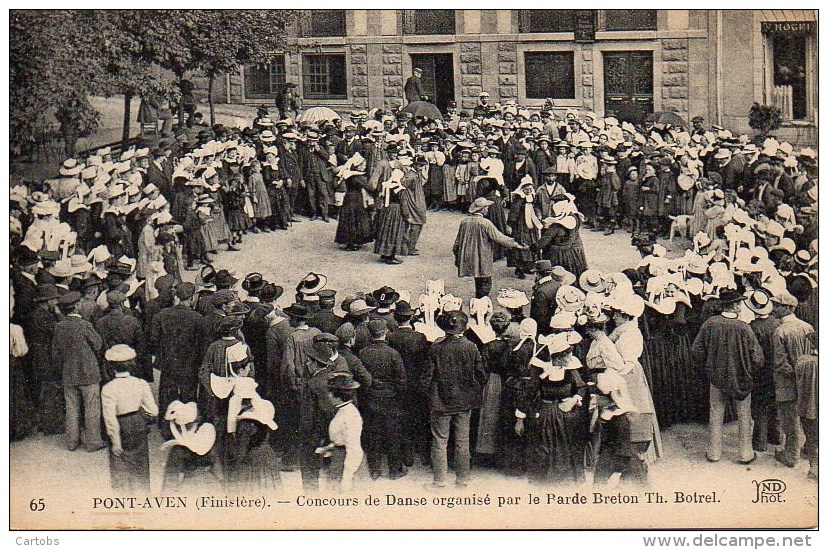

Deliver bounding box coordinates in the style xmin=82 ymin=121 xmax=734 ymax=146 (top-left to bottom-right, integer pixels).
xmin=243 ymin=56 xmax=286 ymax=100
xmin=302 ymin=54 xmax=347 ymax=100
xmin=524 ymin=52 xmax=575 ymax=99
xmin=309 ymin=10 xmax=346 ymax=37
xmin=519 ymin=10 xmax=577 ymax=33
xmin=604 ymin=10 xmax=657 ymax=31
xmin=403 ymin=10 xmax=455 ymax=35
xmin=771 ymin=34 xmax=808 ymax=120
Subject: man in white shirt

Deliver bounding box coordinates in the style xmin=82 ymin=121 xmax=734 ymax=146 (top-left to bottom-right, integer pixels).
xmin=101 ymin=344 xmax=158 ymax=494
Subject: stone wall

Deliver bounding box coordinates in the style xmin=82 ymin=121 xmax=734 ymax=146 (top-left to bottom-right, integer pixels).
xmin=381 ymin=43 xmax=403 ymax=109
xmin=580 ymin=45 xmax=594 ymax=112
xmin=660 ymin=38 xmax=689 ymax=119
xmin=350 ymin=44 xmax=369 ymax=109
xmin=459 ymin=42 xmax=482 ymax=109
xmin=496 ymin=42 xmax=517 ymax=104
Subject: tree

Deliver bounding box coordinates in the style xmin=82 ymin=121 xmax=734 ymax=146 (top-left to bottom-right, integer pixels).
xmin=748 ymin=103 xmax=783 ymax=139
xmin=10 ymin=10 xmax=104 ymax=157
xmin=180 ymin=10 xmax=301 ymax=125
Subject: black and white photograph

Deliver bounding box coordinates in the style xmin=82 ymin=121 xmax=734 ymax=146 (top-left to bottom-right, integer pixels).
xmin=6 ymin=4 xmax=819 ymax=531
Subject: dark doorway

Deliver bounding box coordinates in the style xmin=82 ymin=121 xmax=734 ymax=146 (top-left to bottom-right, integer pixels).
xmin=410 ymin=54 xmax=455 ymax=113
xmin=603 ymin=51 xmax=653 ymax=125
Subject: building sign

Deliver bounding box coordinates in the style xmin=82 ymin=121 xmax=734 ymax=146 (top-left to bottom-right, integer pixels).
xmin=575 ymin=10 xmax=596 ymax=42
xmin=762 ymin=22 xmax=815 ymax=35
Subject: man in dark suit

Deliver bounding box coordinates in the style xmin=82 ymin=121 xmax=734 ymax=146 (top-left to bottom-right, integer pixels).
xmin=96 ymin=291 xmax=150 ymax=381
xmin=404 ymin=68 xmax=425 ymax=104
xmin=11 ymin=249 xmax=40 ymax=332
xmin=421 ymin=311 xmax=486 ymax=488
xmin=529 ymin=261 xmax=564 ymax=335
xmin=386 ymin=302 xmax=431 ymax=467
xmin=147 ymin=147 xmax=172 ymax=201
xmin=149 ymin=283 xmax=207 ymax=436
xmin=52 ymin=291 xmax=105 ymax=452
xmin=358 ymin=319 xmax=408 ymax=479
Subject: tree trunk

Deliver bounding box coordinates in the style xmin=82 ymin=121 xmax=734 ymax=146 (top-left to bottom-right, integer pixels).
xmin=208 ymin=72 xmax=216 ymax=126
xmin=122 ymin=92 xmax=133 ymax=145
xmin=175 ymin=69 xmax=185 ymax=129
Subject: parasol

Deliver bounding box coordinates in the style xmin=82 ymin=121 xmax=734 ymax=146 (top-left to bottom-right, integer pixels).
xmin=646 ymin=110 xmax=690 ymax=131
xmin=297 ymin=106 xmax=341 ymax=125
xmin=402 ymin=100 xmax=443 ymax=120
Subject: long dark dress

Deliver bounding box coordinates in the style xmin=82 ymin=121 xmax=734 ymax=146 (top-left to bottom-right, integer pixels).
xmin=535 ymin=218 xmax=588 ymax=277
xmin=373 ymin=190 xmax=405 ymax=257
xmin=226 ymin=419 xmax=281 ymax=493
xmin=109 ymin=410 xmax=150 ymax=494
xmin=517 ymin=355 xmax=588 ymax=485
xmin=506 ymin=196 xmax=541 ymax=270
xmin=10 ymin=325 xmax=32 ymax=441
xmin=640 ymin=303 xmax=695 ymax=427
xmin=500 ymin=339 xmax=535 ymax=475
xmin=335 ymin=175 xmax=373 ymax=247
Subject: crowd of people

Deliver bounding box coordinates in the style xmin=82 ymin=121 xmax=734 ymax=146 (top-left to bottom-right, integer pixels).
xmin=8 ymin=90 xmax=819 ymax=495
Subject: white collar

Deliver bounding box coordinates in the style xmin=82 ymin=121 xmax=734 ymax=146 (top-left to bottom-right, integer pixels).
xmin=537 ymin=275 xmax=553 ymax=285
xmin=114 ymin=372 xmax=131 ymax=378
xmin=781 ymin=313 xmax=797 ymax=323
xmin=721 ymin=312 xmax=738 ymax=319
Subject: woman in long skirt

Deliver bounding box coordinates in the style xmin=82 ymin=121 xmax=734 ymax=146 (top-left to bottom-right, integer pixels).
xmin=517 ymin=333 xmax=588 ymax=486
xmin=373 ymin=172 xmax=406 ymax=265
xmin=475 ymin=313 xmax=513 ymax=461
xmin=335 ymin=173 xmax=373 ymax=250
xmin=247 ymin=160 xmax=272 ymax=232
xmin=226 ymin=419 xmax=281 ymax=493
xmin=10 ymin=315 xmax=31 ymax=441
xmin=534 ymin=216 xmax=589 ymax=278
xmin=499 ymin=319 xmax=537 ymax=476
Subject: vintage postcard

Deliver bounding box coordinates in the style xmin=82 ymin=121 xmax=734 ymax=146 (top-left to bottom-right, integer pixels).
xmin=8 ymin=5 xmax=818 ymax=530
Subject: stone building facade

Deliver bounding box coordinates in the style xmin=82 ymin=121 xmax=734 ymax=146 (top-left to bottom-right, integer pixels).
xmin=211 ymin=9 xmax=816 ymax=145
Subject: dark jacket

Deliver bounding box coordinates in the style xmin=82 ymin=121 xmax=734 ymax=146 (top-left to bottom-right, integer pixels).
xmin=691 ymin=314 xmax=763 ymax=400
xmin=404 ymin=76 xmax=425 ymax=103
xmin=387 ymin=326 xmax=430 ymax=390
xmin=358 ymin=340 xmax=407 ymax=413
xmin=309 ymin=309 xmax=343 ymax=335
xmin=149 ymin=304 xmax=207 ymax=382
xmin=96 ymin=306 xmax=149 ymax=379
xmin=530 ymin=278 xmax=561 ymax=335
xmin=422 ymin=334 xmax=487 ymax=413
xmin=52 ymin=314 xmax=103 ymax=386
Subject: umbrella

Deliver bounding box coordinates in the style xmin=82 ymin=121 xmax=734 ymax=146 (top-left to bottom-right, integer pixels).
xmin=402 ymin=101 xmax=443 ymax=120
xmin=646 ymin=111 xmax=689 ymax=131
xmin=297 ymin=106 xmax=341 ymax=125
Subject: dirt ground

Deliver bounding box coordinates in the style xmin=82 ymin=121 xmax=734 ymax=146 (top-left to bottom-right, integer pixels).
xmin=9 ymin=210 xmax=817 ymax=529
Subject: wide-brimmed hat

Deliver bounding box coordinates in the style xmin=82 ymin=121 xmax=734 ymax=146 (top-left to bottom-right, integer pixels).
xmin=393 ymin=300 xmax=416 ymax=318
xmin=348 ymin=299 xmax=375 ymax=316
xmin=468 ymin=197 xmax=494 ymax=214
xmin=718 ymin=289 xmax=746 ymax=304
xmin=214 ymin=269 xmax=239 ymax=288
xmin=372 ymin=286 xmax=400 ymax=307
xmin=259 ymin=283 xmax=284 ymax=303
xmin=496 ymin=288 xmax=529 ymax=309
xmin=284 ymin=303 xmax=313 ymax=320
xmin=328 ymin=373 xmax=361 ymax=391
xmin=59 ymin=159 xmax=83 ymax=176
xmin=436 ymin=310 xmax=469 ymax=335
xmin=48 ymin=260 xmax=75 ymax=279
xmin=529 ymin=260 xmax=554 ymax=274
xmin=770 ymin=292 xmax=798 ymax=308
xmin=744 ymin=289 xmax=773 ymax=316
xmin=34 ymin=284 xmax=61 ymax=303
xmin=242 ymin=272 xmax=266 ymax=293
xmin=607 ymin=291 xmax=645 ymax=318
xmin=579 ymin=270 xmax=606 ymax=293
xmin=556 ymin=285 xmax=587 ymax=313
xmin=307 ymin=337 xmax=337 ymax=366
xmin=297 ymin=272 xmax=327 ymax=295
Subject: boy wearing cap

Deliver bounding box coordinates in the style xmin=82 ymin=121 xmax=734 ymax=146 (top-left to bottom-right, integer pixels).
xmin=53 ymin=291 xmax=106 ymax=452
xmin=770 ymin=293 xmax=814 ymax=468
xmin=101 ymin=345 xmax=158 ymax=493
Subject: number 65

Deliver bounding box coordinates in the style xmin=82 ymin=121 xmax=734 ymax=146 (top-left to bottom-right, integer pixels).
xmin=29 ymin=498 xmax=45 ymax=512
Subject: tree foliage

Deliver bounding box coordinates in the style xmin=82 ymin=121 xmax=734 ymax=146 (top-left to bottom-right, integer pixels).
xmin=748 ymin=103 xmax=783 ymax=138
xmin=10 ymin=9 xmax=300 ymax=156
